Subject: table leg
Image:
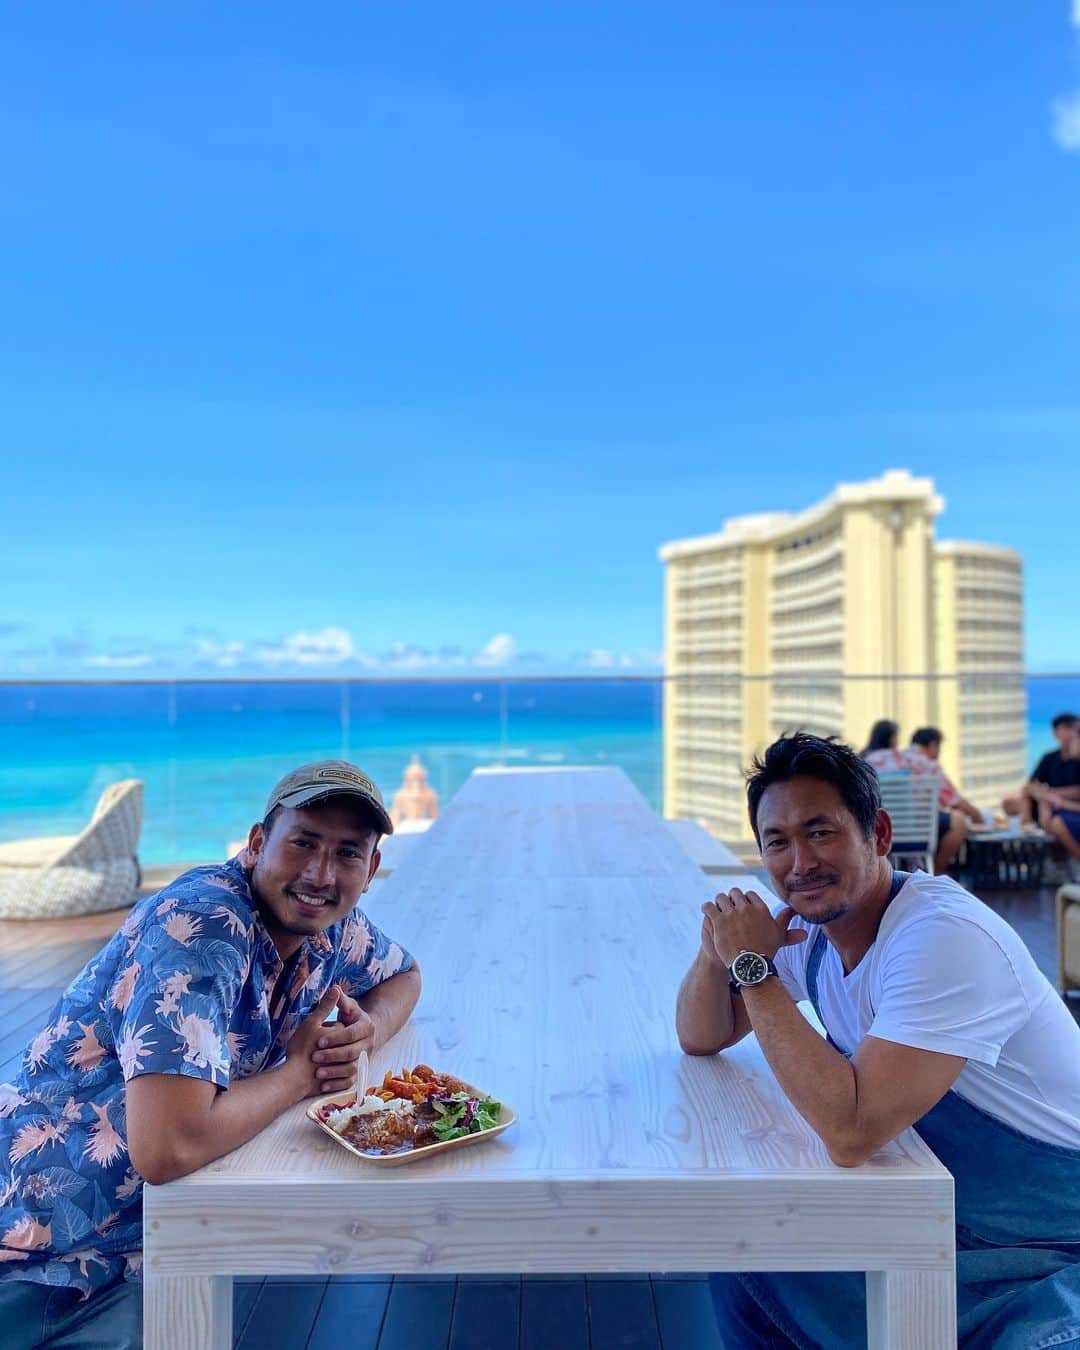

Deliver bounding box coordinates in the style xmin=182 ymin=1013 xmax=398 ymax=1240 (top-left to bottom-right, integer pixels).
xmin=143 ymin=1269 xmax=232 ymax=1350
xmin=865 ymin=1270 xmax=955 ymax=1349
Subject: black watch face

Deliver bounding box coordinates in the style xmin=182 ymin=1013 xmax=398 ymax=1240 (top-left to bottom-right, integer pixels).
xmin=732 ymin=951 xmax=769 ymax=985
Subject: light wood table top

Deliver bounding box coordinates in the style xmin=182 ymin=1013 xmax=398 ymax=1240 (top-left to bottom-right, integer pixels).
xmin=143 ymin=766 xmax=955 ymax=1349
xmin=664 ymin=817 xmax=746 ymax=873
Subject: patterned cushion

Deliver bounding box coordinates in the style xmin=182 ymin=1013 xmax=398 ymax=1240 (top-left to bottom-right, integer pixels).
xmin=0 ymin=782 xmax=142 ymax=919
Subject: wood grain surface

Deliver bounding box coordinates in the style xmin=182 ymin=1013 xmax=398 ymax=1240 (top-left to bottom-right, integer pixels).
xmin=664 ymin=819 xmax=745 ymax=873
xmin=144 ymin=766 xmax=956 ymax=1350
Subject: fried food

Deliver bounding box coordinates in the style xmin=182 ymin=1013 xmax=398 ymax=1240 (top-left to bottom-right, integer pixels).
xmin=317 ymin=1064 xmax=501 ymax=1155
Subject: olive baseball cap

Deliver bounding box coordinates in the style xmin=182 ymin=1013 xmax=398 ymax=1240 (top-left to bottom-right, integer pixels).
xmin=264 ymin=760 xmax=394 ymax=837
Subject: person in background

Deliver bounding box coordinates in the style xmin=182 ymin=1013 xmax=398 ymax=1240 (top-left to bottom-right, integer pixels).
xmin=677 ymin=733 xmax=1080 ymax=1349
xmin=859 ymin=719 xmax=899 ymax=757
xmin=0 ymin=760 xmax=421 ymax=1350
xmin=390 ymin=756 xmax=440 ymax=830
xmin=1004 ymin=712 xmax=1080 ymax=828
xmin=864 ymin=727 xmax=982 ymax=873
xmin=1042 ymin=720 xmax=1080 ymax=871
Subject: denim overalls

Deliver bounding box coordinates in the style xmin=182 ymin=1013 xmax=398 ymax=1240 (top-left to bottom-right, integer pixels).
xmin=710 ymin=872 xmax=1080 ymax=1349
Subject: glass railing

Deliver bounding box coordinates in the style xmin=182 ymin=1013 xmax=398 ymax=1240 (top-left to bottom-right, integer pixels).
xmin=0 ymin=674 xmax=1076 ymax=864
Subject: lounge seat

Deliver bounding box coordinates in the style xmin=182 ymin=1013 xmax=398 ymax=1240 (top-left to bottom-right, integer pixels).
xmin=876 ymin=771 xmax=940 ymax=873
xmin=1058 ymin=884 xmax=1080 ymax=995
xmin=0 ymin=780 xmax=144 ymax=919
xmin=0 ymin=835 xmax=79 ymax=868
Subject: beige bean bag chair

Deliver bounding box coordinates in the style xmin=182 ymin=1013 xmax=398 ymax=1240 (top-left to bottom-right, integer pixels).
xmin=0 ymin=780 xmax=143 ymax=919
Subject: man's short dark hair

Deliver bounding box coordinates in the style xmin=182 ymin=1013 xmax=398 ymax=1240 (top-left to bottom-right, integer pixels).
xmin=910 ymin=727 xmax=943 ymax=750
xmin=746 ymin=732 xmax=882 ymax=843
xmin=1052 ymin=713 xmax=1079 ymax=731
xmin=261 ymin=804 xmax=284 ymax=838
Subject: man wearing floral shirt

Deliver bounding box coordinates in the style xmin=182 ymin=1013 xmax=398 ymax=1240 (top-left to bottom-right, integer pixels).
xmin=865 ymin=727 xmax=984 ymax=872
xmin=0 ymin=760 xmax=421 ymax=1348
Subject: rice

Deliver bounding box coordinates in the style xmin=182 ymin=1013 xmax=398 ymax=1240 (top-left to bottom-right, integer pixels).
xmin=325 ymin=1094 xmax=411 ymax=1134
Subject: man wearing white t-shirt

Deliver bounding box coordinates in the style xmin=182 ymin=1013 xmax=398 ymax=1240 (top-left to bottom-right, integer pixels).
xmin=676 ymin=732 xmax=1080 ymax=1350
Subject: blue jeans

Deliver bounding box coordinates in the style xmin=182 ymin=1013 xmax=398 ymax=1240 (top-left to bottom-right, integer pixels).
xmin=0 ymin=1276 xmax=141 ymax=1349
xmin=711 ymin=1272 xmax=793 ymax=1347
xmin=783 ymin=928 xmax=1080 ymax=1349
xmin=709 ymin=1271 xmax=853 ymax=1350
xmin=710 ymin=1267 xmax=1080 ymax=1350
xmin=1054 ymin=807 xmax=1080 ymax=843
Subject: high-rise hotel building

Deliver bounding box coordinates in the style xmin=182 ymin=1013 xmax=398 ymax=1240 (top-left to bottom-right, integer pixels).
xmin=659 ymin=470 xmax=1025 ymax=841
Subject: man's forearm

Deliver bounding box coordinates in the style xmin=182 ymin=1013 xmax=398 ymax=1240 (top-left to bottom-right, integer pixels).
xmin=955 ymin=796 xmax=982 ymax=822
xmin=356 ymin=966 xmax=422 ymax=1050
xmin=140 ymin=1061 xmax=308 ymax=1184
xmin=739 ymin=979 xmax=860 ymax=1163
xmin=205 ymin=1063 xmax=306 ymax=1156
xmin=676 ymin=951 xmax=735 ymax=1054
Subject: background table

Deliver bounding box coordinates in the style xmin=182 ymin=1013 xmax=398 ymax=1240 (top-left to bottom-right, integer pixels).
xmin=144 ymin=766 xmax=955 ymax=1349
xmin=958 ymin=827 xmax=1052 ymax=890
xmin=663 ymin=817 xmax=746 ymax=874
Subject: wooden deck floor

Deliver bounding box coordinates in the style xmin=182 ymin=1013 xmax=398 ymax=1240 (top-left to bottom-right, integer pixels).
xmin=1 ymin=875 xmax=1074 ymax=1349
xmin=231 ymin=1273 xmax=718 ymax=1350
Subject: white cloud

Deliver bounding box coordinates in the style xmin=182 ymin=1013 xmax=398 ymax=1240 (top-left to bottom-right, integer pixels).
xmin=1054 ymin=91 xmax=1080 ymax=151
xmin=475 ymin=633 xmax=517 ymax=667
xmin=190 ymin=630 xmax=505 ymax=673
xmin=382 ymin=642 xmax=437 ymax=670
xmin=15 ymin=624 xmax=664 ymax=678
xmin=85 ymin=653 xmax=156 ymax=669
xmin=254 ymin=626 xmax=357 ymax=667
xmin=576 ymin=647 xmax=664 ymax=672
xmin=1054 ymin=4 xmax=1080 ymax=152
xmin=195 ymin=639 xmax=246 ymax=669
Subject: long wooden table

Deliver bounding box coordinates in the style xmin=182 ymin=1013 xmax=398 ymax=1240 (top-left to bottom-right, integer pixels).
xmin=143 ymin=766 xmax=956 ymax=1348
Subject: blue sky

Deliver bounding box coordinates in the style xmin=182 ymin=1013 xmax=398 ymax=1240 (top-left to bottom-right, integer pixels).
xmin=2 ymin=1 xmax=1078 ymax=677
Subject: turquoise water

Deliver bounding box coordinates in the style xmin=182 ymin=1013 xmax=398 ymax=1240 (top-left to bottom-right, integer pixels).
xmin=0 ymin=681 xmax=663 ymax=862
xmin=0 ymin=678 xmax=1075 ymax=863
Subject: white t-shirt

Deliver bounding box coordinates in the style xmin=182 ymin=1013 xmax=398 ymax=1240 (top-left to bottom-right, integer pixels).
xmin=772 ymin=870 xmax=1080 ymax=1148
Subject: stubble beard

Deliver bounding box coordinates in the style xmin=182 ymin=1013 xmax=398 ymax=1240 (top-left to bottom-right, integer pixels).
xmin=250 ymin=860 xmax=322 ymax=939
xmin=809 ymin=901 xmax=849 ymax=926
xmin=783 ymin=888 xmax=850 ymax=927
xmin=797 ymin=852 xmax=882 ymax=928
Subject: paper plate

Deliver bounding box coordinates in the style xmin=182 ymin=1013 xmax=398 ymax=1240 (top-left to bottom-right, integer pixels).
xmin=306 ymin=1082 xmax=517 ymax=1168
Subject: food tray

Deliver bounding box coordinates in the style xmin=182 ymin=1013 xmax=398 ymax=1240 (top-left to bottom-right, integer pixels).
xmin=306 ymin=1082 xmax=517 ymax=1167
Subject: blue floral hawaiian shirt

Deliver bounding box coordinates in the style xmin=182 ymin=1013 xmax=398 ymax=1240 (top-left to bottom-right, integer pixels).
xmin=0 ymin=855 xmax=413 ymax=1296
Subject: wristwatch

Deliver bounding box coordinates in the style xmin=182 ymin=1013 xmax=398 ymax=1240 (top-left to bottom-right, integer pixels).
xmin=728 ymin=949 xmax=777 ymax=995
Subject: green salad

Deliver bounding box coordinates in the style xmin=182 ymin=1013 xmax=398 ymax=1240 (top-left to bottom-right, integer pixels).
xmin=430 ymin=1091 xmax=502 ymax=1142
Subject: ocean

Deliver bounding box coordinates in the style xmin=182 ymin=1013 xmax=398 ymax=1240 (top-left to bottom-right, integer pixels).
xmin=0 ymin=678 xmax=1075 ymax=864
